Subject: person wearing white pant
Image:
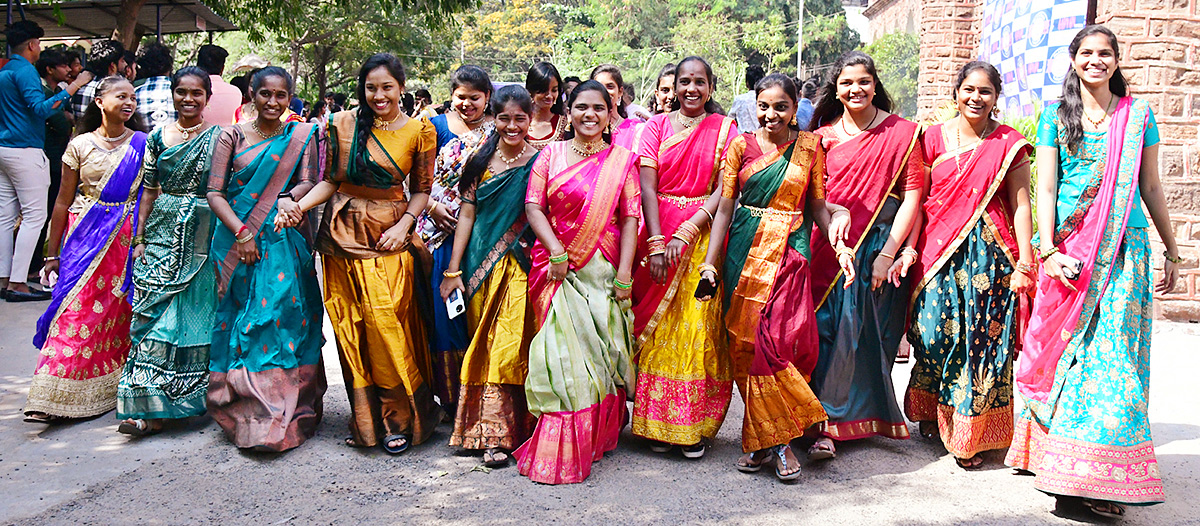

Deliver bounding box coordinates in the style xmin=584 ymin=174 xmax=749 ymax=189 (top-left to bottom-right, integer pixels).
xmin=0 ymin=20 xmax=93 ymax=301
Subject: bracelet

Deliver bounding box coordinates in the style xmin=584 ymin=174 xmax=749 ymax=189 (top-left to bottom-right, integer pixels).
xmin=131 ymin=235 xmax=146 ymax=245
xmin=443 ymin=269 xmax=463 ymax=278
xmin=277 ymin=191 xmax=293 ymax=200
xmin=699 ymin=207 xmax=715 ymax=224
xmin=672 ymin=220 xmax=700 ymax=246
xmin=1165 ymin=251 xmax=1183 ymax=264
xmin=236 ymin=225 xmax=250 ymax=239
xmin=549 ymin=251 xmax=569 ymax=264
xmin=236 ymin=234 xmax=254 ymax=244
xmin=403 ymin=211 xmax=417 ymax=223
xmin=1038 ymin=246 xmax=1059 ymax=262
xmin=613 ymin=277 xmax=633 ymax=290
xmin=901 ymin=246 xmax=918 ymax=259
xmin=835 ymin=245 xmax=856 ymax=259
xmin=44 ymin=255 xmax=59 ymax=262
xmin=878 ymin=252 xmax=895 ymax=260
xmin=697 ymin=263 xmax=718 ymax=277
xmin=1015 ymin=261 xmax=1036 ymax=275
xmin=647 ymin=234 xmax=667 ymax=256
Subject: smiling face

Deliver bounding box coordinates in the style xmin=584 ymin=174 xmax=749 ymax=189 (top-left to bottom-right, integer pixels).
xmin=253 ymin=75 xmax=291 ymax=122
xmin=836 ymin=64 xmax=876 ymax=113
xmin=173 ymin=74 xmax=209 ymax=120
xmin=955 ymin=69 xmax=998 ymax=124
xmin=452 ymin=85 xmax=488 ymax=122
xmin=96 ymin=80 xmax=136 ymax=124
xmin=495 ymin=101 xmax=531 ymax=148
xmin=675 ymin=61 xmax=711 ymax=116
xmin=593 ymin=72 xmax=623 ymax=111
xmin=756 ymin=85 xmax=796 ymax=136
xmin=570 ymin=89 xmax=610 ymax=142
xmin=365 ymin=66 xmax=403 ymax=120
xmin=1072 ymin=33 xmax=1118 ymax=89
xmin=655 ymin=74 xmax=674 ymax=112
xmin=532 ymin=77 xmax=559 ymax=113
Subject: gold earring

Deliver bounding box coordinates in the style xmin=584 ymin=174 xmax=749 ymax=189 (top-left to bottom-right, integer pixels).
xmin=790 ymin=114 xmax=798 ymax=126
xmin=992 ymin=107 xmax=1000 ymax=117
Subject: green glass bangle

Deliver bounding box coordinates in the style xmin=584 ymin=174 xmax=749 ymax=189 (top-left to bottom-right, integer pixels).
xmin=613 ymin=279 xmax=633 ymax=290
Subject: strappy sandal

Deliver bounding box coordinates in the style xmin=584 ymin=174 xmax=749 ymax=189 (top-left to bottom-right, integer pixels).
xmin=117 ymin=418 xmax=161 ymax=437
xmin=1082 ymin=499 xmax=1126 ymax=519
xmin=774 ymin=445 xmax=802 ymax=481
xmin=483 ymin=448 xmax=511 ymax=468
xmin=23 ymin=412 xmax=61 ymax=424
xmin=807 ymin=436 xmax=836 ymax=461
xmin=955 ymin=454 xmax=984 ymax=470
xmin=382 ymin=434 xmax=411 ymax=455
xmin=736 ymin=449 xmax=769 ymax=473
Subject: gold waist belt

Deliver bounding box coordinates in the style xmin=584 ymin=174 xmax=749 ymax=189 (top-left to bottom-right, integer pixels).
xmin=740 ymin=204 xmax=803 ymax=218
xmin=659 ymin=192 xmax=708 ymax=208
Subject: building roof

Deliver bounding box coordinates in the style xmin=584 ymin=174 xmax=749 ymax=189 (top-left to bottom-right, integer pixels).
xmin=7 ymin=0 xmax=236 ymax=40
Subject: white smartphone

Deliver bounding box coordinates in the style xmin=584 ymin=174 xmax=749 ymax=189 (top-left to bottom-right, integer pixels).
xmin=446 ymin=289 xmax=466 ymax=320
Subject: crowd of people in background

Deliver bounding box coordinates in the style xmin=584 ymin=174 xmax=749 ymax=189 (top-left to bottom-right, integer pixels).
xmin=0 ymin=18 xmax=1178 ymax=521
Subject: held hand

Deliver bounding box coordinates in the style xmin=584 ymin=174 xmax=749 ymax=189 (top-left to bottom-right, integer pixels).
xmin=377 ymin=219 xmax=413 ymax=252
xmin=43 ymin=259 xmax=60 ymax=275
xmin=1043 ymin=252 xmax=1078 ymax=292
xmin=828 ymin=211 xmax=852 ymax=247
xmin=696 ymin=271 xmax=718 ymax=302
xmin=665 ymin=237 xmax=688 ymax=268
xmin=839 ymin=252 xmax=856 ymax=287
xmin=549 ymin=260 xmax=568 ymax=282
xmin=275 ymin=198 xmax=302 ymax=227
xmin=887 ymin=253 xmax=915 ymax=287
xmin=870 ymin=255 xmax=893 ymax=291
xmin=1157 ymin=259 xmax=1180 ymax=294
xmin=131 ymin=243 xmax=146 ymax=261
xmin=647 ymin=254 xmax=668 ymax=284
xmin=237 ymin=238 xmax=260 ymax=266
xmin=429 ymin=202 xmax=458 ymax=232
xmin=440 ymin=275 xmax=465 ymax=301
xmin=1010 ymin=267 xmax=1035 ymax=296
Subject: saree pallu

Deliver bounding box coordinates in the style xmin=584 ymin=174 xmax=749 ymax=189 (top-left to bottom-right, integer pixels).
xmin=318 ymin=112 xmax=441 ymax=448
xmin=809 ymin=116 xmax=922 ymax=441
xmin=514 ymin=142 xmax=640 ymax=484
xmin=417 ymin=123 xmax=494 ymax=416
xmin=721 ymin=133 xmax=828 ymax=453
xmin=611 ymin=117 xmax=644 ymax=152
xmin=209 ymin=123 xmax=326 ymax=452
xmin=119 ymin=126 xmax=220 ymax=420
xmin=631 ymin=114 xmax=734 ymax=445
xmin=1006 ymin=98 xmax=1164 ymax=504
xmin=26 ymin=132 xmax=146 ymax=418
xmin=904 ymin=125 xmax=1030 ymax=457
xmin=451 ymin=162 xmax=538 ymax=450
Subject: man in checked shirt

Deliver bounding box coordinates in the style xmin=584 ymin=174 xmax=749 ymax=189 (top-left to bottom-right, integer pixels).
xmin=69 ymin=39 xmax=126 ymax=120
xmin=132 ymin=43 xmax=176 ymax=132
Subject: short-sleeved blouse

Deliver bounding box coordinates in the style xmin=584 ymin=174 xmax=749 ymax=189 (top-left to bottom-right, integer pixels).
xmin=720 ymin=132 xmax=826 ymax=206
xmin=814 ymin=120 xmax=924 ymax=193
xmin=1036 ymin=101 xmax=1158 ymax=228
xmin=525 ymin=142 xmax=641 ymax=222
xmin=62 ymin=132 xmax=142 ymax=213
xmin=205 ymin=123 xmax=323 ymax=196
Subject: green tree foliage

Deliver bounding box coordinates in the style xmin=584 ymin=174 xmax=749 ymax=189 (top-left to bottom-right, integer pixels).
xmin=863 ymin=32 xmax=918 ymax=119
xmin=801 ymin=0 xmax=862 ymax=72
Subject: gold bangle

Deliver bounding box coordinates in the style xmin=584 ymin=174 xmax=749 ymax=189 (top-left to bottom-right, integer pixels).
xmin=697 ymin=263 xmax=717 ymax=276
xmin=236 ymin=234 xmax=254 ymax=244
xmin=549 ymin=251 xmax=569 ymax=264
xmin=699 ymin=207 xmax=715 ymax=224
xmin=878 ymin=252 xmax=895 ymax=260
xmin=443 ymin=269 xmax=463 ymax=278
xmin=901 ymin=246 xmax=919 ymax=259
xmin=1015 ymin=261 xmax=1036 ymax=275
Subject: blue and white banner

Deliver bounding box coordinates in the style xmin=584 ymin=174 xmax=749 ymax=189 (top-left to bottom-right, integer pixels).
xmin=978 ymin=0 xmax=1089 ymax=118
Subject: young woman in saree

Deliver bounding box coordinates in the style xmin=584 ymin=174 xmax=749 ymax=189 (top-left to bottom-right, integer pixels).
xmin=512 ymin=81 xmax=641 ymax=485
xmin=647 ymin=63 xmax=676 ymax=116
xmin=590 ymin=64 xmax=643 ymax=151
xmin=1005 ymin=25 xmax=1177 ymax=519
xmin=901 ymin=62 xmax=1035 ymax=469
xmin=525 ymin=62 xmax=566 ymax=151
xmin=24 ymin=76 xmax=149 ymax=423
xmin=116 ymin=68 xmax=222 ymax=435
xmin=282 ymin=54 xmax=440 ymax=455
xmin=417 ymin=65 xmax=495 ymax=417
xmin=631 ymin=56 xmax=736 ymax=459
xmin=206 ymin=67 xmax=326 ymax=452
xmin=697 ymin=74 xmax=853 ymax=482
xmin=806 ymin=51 xmax=924 ymax=460
xmin=439 ymin=85 xmax=540 ymax=468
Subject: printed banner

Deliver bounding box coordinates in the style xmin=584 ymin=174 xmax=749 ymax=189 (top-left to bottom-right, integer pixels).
xmin=978 ymin=0 xmax=1089 ymax=118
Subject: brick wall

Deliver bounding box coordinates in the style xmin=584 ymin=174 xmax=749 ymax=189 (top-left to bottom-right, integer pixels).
xmin=916 ymin=0 xmax=982 ymax=120
xmin=862 ymin=0 xmax=921 ymax=42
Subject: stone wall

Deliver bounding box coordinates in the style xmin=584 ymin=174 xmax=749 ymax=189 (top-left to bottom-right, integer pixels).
xmin=1154 ymin=214 xmax=1200 ymax=320
xmin=915 ymin=0 xmax=982 ymax=120
xmin=861 ymin=0 xmax=921 ymax=42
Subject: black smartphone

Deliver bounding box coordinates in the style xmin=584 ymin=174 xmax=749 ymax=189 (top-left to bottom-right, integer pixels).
xmin=695 ymin=277 xmax=718 ymax=299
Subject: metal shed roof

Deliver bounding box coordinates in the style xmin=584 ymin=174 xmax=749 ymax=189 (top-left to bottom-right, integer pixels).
xmin=7 ymin=0 xmax=236 ymax=40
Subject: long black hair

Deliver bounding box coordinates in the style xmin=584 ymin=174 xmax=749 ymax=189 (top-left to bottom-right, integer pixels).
xmin=450 ymin=65 xmax=493 ymax=114
xmin=669 ymin=56 xmax=723 ymax=115
xmin=353 ymin=53 xmax=406 ymax=178
xmin=561 ymin=80 xmax=613 ymax=144
xmin=526 ymin=61 xmax=564 ymax=115
xmin=1057 ymin=24 xmax=1128 ymax=155
xmin=754 ymin=73 xmax=802 ymax=131
xmin=80 ymin=75 xmax=148 ymax=134
xmin=171 ymin=66 xmax=212 ymax=97
xmin=459 ymin=85 xmax=534 ymax=194
xmin=646 ymin=62 xmax=675 ymax=114
xmin=808 ymin=50 xmax=893 ymax=131
xmin=589 ymin=64 xmax=627 ymax=118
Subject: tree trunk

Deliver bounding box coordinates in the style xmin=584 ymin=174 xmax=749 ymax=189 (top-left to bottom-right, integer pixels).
xmin=112 ymin=0 xmax=149 ymax=51
xmin=290 ymin=42 xmax=301 ymax=81
xmin=312 ymin=43 xmax=335 ymax=104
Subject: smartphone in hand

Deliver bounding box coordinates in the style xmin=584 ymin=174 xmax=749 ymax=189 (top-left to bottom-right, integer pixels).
xmin=695 ymin=277 xmax=718 ymax=299
xmin=447 ymin=289 xmax=467 ymax=319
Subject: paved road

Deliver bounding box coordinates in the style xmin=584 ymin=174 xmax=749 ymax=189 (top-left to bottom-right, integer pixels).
xmin=1 ymin=297 xmax=1197 ymax=525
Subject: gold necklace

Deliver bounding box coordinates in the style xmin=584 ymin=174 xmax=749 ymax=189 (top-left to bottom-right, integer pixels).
xmin=373 ymin=111 xmax=401 ymax=130
xmin=497 ymin=142 xmax=528 ymax=169
xmin=954 ymin=118 xmax=990 ymax=178
xmin=251 ymin=119 xmax=282 ymax=140
xmin=175 ymin=120 xmax=203 ymax=140
xmin=677 ymin=111 xmax=706 ymax=129
xmin=1085 ymin=96 xmax=1115 ymax=129
xmin=571 ymin=137 xmax=606 ymax=157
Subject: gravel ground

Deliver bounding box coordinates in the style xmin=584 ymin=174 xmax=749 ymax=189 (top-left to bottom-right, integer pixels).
xmin=1 ymin=297 xmax=1197 ymax=525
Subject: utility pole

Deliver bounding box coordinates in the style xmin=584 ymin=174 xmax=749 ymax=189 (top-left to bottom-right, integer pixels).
xmin=797 ymin=0 xmax=805 ymax=78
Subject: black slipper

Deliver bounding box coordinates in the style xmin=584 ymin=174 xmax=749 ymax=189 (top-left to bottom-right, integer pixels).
xmin=382 ymin=434 xmax=410 ymax=455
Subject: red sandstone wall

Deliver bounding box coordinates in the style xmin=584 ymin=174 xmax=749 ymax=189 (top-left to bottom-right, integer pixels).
xmin=916 ymin=0 xmax=982 ymax=120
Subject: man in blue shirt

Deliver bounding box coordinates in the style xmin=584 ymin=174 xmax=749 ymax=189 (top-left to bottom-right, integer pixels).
xmin=0 ymin=21 xmax=92 ymax=301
